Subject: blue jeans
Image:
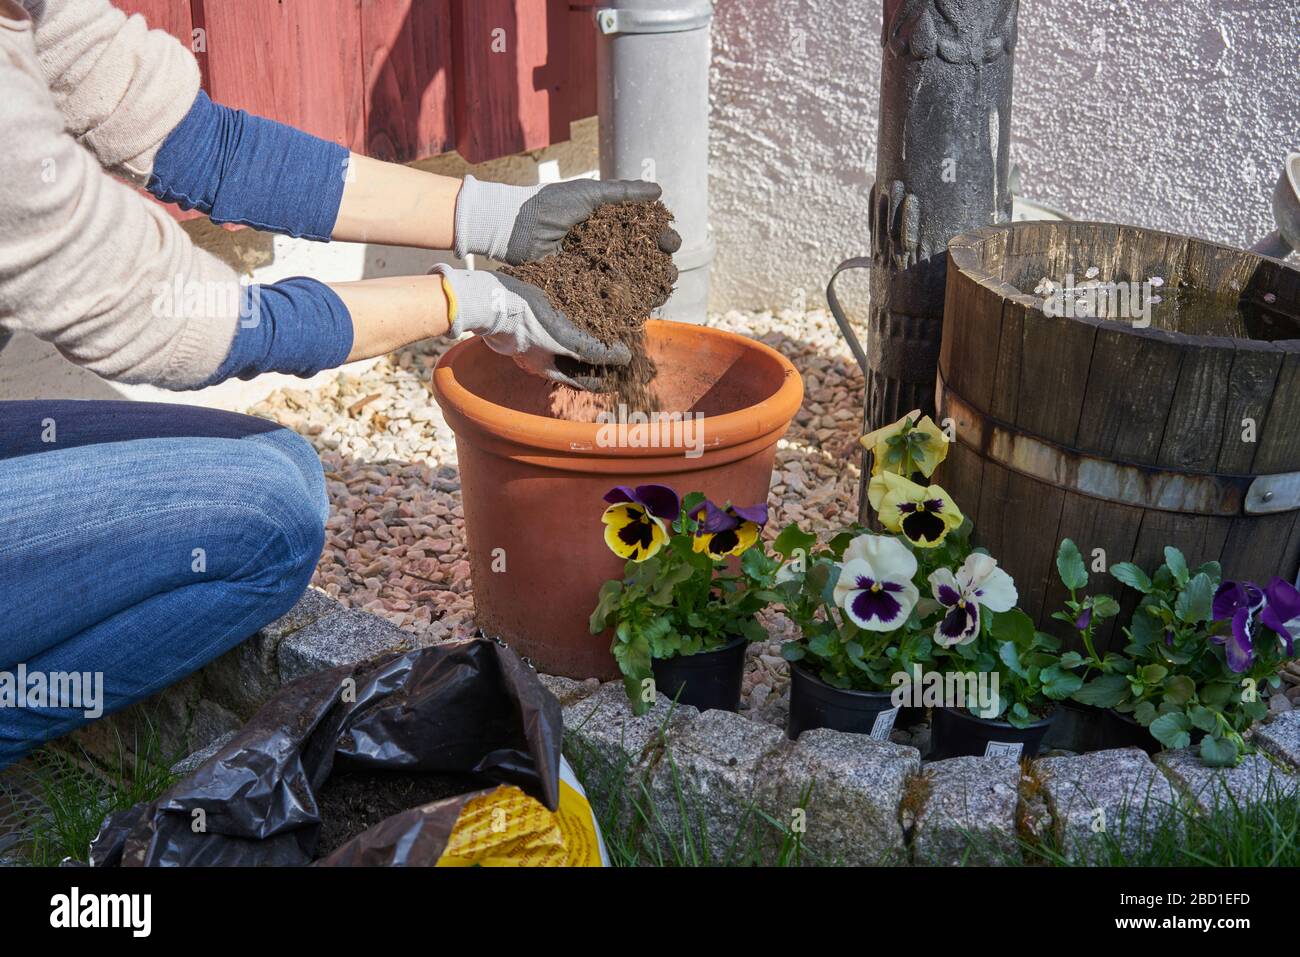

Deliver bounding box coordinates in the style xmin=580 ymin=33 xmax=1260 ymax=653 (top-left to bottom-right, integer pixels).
xmin=0 ymin=400 xmax=327 ymax=768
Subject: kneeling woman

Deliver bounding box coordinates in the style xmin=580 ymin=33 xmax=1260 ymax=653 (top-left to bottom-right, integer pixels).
xmin=0 ymin=0 xmax=676 ymax=767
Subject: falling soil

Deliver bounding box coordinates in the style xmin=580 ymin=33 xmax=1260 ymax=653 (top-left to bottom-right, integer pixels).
xmin=500 ymin=200 xmax=677 ymax=417
xmin=313 ymin=768 xmax=486 ymax=859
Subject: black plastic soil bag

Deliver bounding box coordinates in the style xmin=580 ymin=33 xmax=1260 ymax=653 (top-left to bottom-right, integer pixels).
xmin=89 ymin=638 xmax=565 ymax=867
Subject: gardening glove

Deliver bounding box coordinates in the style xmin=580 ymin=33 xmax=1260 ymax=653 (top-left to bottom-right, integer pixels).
xmin=433 ymin=265 xmax=629 ymax=391
xmin=453 ymin=175 xmax=683 ymax=265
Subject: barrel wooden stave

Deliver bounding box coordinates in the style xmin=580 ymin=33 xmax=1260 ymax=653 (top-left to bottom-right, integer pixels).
xmin=938 ymin=221 xmax=1300 ymax=653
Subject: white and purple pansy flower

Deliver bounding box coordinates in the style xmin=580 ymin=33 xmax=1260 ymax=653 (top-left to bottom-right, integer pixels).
xmin=927 ymin=553 xmax=1018 ymax=647
xmin=831 ymin=534 xmax=919 ymax=632
xmin=1261 ymin=576 xmax=1300 ymax=657
xmin=601 ymin=484 xmax=680 ymax=562
xmin=1211 ymin=580 xmax=1265 ymax=672
xmin=689 ymin=500 xmax=768 ymax=559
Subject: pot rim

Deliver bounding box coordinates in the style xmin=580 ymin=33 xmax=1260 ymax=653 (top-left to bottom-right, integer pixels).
xmin=431 ymin=320 xmax=805 ymax=457
xmin=791 ymin=662 xmax=896 ymax=699
xmin=935 ymin=703 xmax=1057 ymax=731
xmin=652 ymin=633 xmax=747 ymax=663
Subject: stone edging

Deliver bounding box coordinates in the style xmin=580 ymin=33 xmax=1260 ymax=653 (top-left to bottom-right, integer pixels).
xmin=546 ymin=676 xmax=1300 ymax=865
xmin=59 ymin=588 xmax=1300 ymax=866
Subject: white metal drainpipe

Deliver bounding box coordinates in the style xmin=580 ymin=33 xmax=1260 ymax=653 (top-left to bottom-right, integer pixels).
xmin=591 ymin=0 xmax=716 ymax=324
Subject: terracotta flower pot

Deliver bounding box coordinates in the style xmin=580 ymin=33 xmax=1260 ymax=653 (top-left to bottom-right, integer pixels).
xmin=432 ymin=319 xmax=804 ymax=679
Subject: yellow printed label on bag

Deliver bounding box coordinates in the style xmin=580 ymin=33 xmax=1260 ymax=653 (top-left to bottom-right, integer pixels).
xmin=436 ymin=758 xmax=606 ymax=867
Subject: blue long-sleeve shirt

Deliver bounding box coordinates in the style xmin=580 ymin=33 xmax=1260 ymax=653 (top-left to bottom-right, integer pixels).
xmin=147 ymin=91 xmax=354 ymax=384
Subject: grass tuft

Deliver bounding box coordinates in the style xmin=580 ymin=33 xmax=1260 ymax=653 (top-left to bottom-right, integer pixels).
xmin=17 ymin=719 xmax=180 ymax=866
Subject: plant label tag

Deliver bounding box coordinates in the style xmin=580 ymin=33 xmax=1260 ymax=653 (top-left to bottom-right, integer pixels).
xmin=984 ymin=741 xmax=1023 ymax=759
xmin=870 ymin=707 xmax=899 ymax=741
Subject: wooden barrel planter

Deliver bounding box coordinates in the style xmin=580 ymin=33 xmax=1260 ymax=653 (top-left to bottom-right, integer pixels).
xmin=937 ymin=221 xmax=1300 ymax=650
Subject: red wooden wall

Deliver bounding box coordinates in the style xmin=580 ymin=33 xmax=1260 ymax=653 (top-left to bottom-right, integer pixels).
xmin=116 ymin=0 xmax=597 ymax=166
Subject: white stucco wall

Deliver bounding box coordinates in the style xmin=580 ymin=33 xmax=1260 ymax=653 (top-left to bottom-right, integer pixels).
xmin=707 ymin=0 xmax=1300 ymax=310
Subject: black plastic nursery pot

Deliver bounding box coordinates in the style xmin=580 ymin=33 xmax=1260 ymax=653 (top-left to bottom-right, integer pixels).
xmin=650 ymin=635 xmax=746 ymax=713
xmin=929 ymin=706 xmax=1057 ymax=760
xmin=1100 ymin=708 xmax=1160 ymax=754
xmin=786 ymin=664 xmax=912 ymax=741
xmin=1101 ymin=708 xmax=1204 ymax=755
xmin=1042 ymin=699 xmax=1106 ymax=753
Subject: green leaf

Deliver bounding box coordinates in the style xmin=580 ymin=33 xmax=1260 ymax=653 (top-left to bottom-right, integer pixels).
xmin=1040 ymin=664 xmax=1084 ymax=699
xmin=1071 ymin=673 xmax=1130 ymax=708
xmin=774 ymin=523 xmax=817 ymax=560
xmin=1162 ymin=674 xmax=1196 ymax=706
xmin=781 ymin=642 xmax=806 ymax=661
xmin=1056 ymin=651 xmax=1084 ymax=670
xmin=1174 ymin=572 xmax=1214 ymax=624
xmin=1127 ymin=608 xmax=1162 ymax=648
xmin=1200 ymin=682 xmax=1233 ymax=710
xmin=1133 ymin=700 xmax=1157 ymax=725
xmin=999 ymin=641 xmax=1028 ymax=679
xmin=806 ymin=560 xmax=834 ymax=603
xmin=1139 ymin=663 xmax=1169 ymax=684
xmin=1200 ymin=734 xmax=1239 ymax=768
xmin=1164 ymin=547 xmax=1189 ymax=586
xmin=741 ymin=617 xmax=768 ymax=643
xmin=1056 ymin=538 xmax=1088 ymax=591
xmin=1090 ymin=594 xmax=1122 ymax=620
xmin=611 ymin=633 xmax=653 ymax=715
xmin=1100 ymin=652 xmax=1134 ymax=675
xmin=807 ymin=632 xmax=836 ymax=658
xmin=1149 ymin=712 xmax=1192 ymax=749
xmin=1194 ymin=560 xmax=1222 ymax=586
xmin=588 ymin=579 xmax=624 ymax=633
xmin=1110 ymin=562 xmax=1153 ymax=593
xmin=826 ymin=531 xmax=859 ymax=560
xmin=990 ymin=608 xmax=1036 ymax=649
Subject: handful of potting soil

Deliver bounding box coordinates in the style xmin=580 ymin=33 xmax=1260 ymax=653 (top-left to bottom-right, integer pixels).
xmin=500 ymin=200 xmax=678 ymax=413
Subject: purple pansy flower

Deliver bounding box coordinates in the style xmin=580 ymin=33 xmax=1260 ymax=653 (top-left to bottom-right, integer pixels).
xmin=831 ymin=534 xmax=919 ymax=632
xmin=927 ymin=553 xmax=1018 ymax=647
xmin=1261 ymin=576 xmax=1300 ymax=657
xmin=689 ymin=499 xmax=768 ymax=559
xmin=1211 ymin=580 xmax=1265 ymax=673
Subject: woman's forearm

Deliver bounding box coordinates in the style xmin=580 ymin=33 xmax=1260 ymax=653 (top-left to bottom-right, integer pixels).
xmin=332 ymin=154 xmax=462 ymax=249
xmin=329 ymin=274 xmax=451 ymax=362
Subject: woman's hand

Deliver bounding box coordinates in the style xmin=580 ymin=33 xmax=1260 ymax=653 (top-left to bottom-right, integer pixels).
xmin=454 ymin=175 xmax=682 ymax=265
xmin=434 ymin=266 xmax=628 ymax=391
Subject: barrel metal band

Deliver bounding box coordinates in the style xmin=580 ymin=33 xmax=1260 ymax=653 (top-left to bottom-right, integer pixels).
xmin=936 ymin=375 xmax=1300 ymax=517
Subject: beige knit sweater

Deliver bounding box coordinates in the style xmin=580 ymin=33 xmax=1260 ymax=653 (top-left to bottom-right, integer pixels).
xmin=0 ymin=0 xmax=239 ymax=389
